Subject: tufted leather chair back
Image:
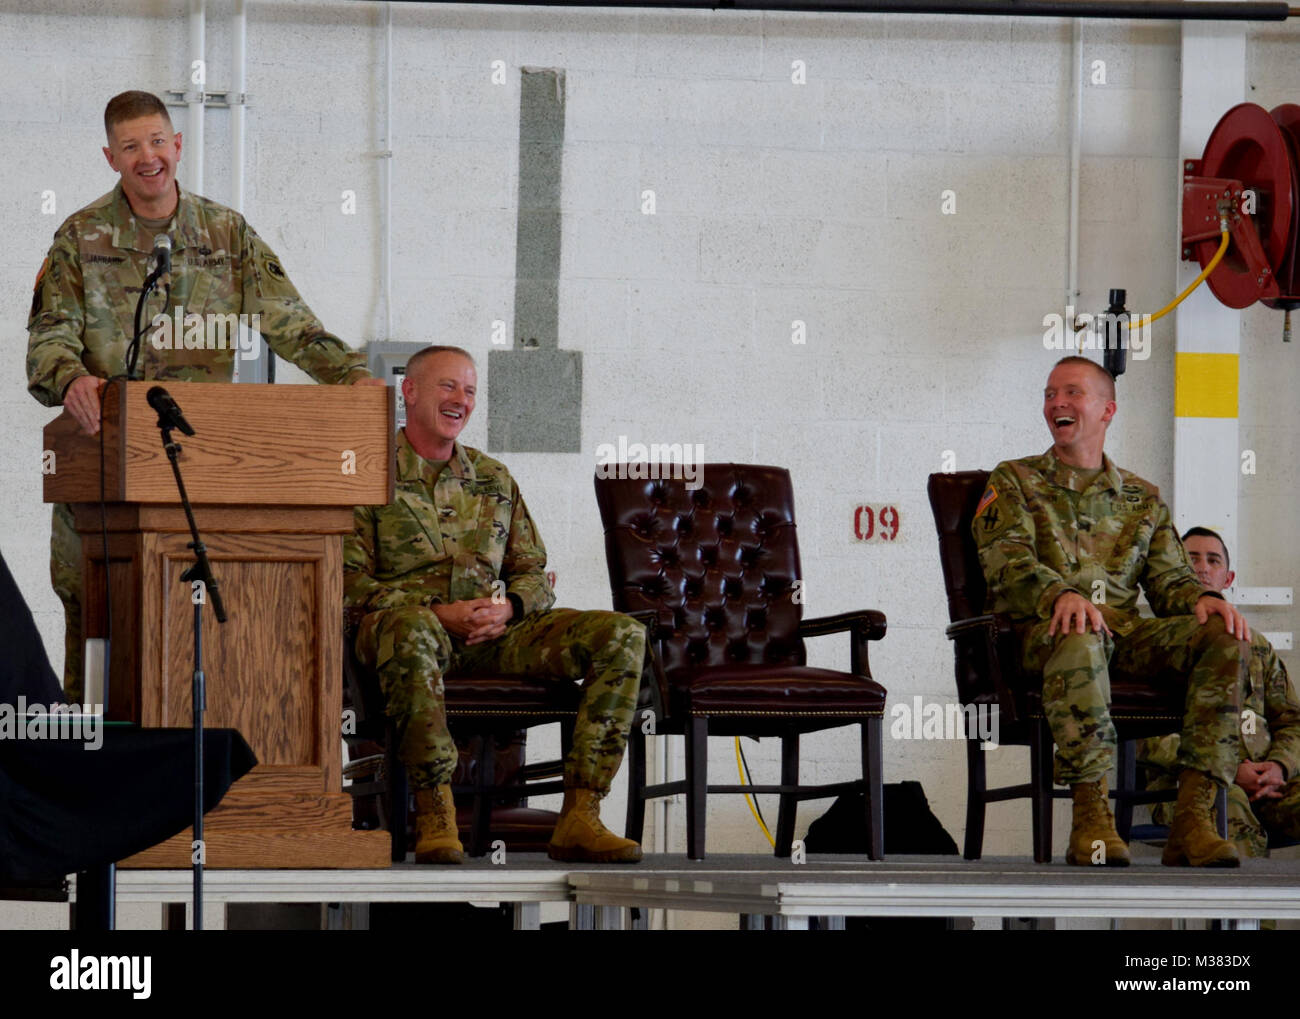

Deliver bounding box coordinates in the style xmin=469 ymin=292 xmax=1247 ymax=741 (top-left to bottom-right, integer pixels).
xmin=927 ymin=470 xmax=992 ymax=623
xmin=594 ymin=465 xmax=805 ymax=680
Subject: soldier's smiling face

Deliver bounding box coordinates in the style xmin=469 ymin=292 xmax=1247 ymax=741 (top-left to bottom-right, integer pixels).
xmin=103 ymin=113 xmax=182 ymax=218
xmin=404 ymin=351 xmax=476 ymax=455
xmin=1043 ymin=361 xmax=1116 ymax=466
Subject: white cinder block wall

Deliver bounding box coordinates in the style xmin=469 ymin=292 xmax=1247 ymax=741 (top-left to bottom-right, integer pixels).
xmin=2 ymin=1 xmax=1297 ymax=927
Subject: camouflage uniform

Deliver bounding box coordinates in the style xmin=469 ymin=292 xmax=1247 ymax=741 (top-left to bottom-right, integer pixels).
xmin=974 ymin=449 xmax=1245 ymax=787
xmin=343 ymin=430 xmax=644 ymax=791
xmin=1141 ymin=632 xmax=1300 ymax=855
xmin=27 ymin=182 xmax=369 ymax=701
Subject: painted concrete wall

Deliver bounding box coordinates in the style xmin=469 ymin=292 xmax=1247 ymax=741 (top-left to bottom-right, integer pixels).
xmin=1 ymin=0 xmax=1296 ymax=928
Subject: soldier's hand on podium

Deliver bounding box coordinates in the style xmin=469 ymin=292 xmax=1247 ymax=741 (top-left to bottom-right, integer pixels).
xmin=63 ymin=375 xmax=107 ymax=435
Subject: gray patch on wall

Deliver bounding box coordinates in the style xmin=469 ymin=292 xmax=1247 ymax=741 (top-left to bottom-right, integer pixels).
xmin=489 ymin=67 xmax=581 ymax=453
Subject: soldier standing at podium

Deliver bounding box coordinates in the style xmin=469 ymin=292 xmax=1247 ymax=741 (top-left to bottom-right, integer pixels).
xmin=26 ymin=90 xmax=382 ymax=701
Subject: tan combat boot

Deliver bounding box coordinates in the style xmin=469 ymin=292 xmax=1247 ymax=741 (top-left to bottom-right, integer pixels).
xmin=1065 ymin=777 xmax=1131 ymax=866
xmin=547 ymin=788 xmax=642 ymax=864
xmin=1162 ymin=769 xmax=1239 ymax=867
xmin=413 ymin=785 xmax=465 ymax=864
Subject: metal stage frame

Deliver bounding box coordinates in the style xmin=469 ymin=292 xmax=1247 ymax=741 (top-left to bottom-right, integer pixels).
xmin=78 ymin=853 xmax=1300 ymax=930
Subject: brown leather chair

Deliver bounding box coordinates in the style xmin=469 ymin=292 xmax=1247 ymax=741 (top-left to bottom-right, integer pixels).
xmin=342 ymin=619 xmax=576 ymax=860
xmin=595 ymin=463 xmax=887 ymax=860
xmin=927 ymin=470 xmax=1223 ymax=862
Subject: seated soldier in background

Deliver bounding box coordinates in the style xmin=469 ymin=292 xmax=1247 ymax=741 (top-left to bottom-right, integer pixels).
xmin=1140 ymin=528 xmax=1300 ymax=856
xmin=343 ymin=345 xmax=646 ymax=864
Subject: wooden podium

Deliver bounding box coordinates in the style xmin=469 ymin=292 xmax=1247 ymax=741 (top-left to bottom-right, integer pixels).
xmin=43 ymin=380 xmax=394 ymax=869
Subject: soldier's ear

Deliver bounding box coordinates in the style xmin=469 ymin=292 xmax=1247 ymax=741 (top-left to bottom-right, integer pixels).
xmin=1101 ymin=399 xmax=1117 ymax=423
xmin=102 ymin=145 xmax=118 ymax=172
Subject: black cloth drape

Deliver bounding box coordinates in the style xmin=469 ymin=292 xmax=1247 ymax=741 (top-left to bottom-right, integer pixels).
xmin=0 ymin=548 xmax=257 ymax=881
xmin=1 ymin=727 xmax=256 ymax=881
xmin=0 ymin=550 xmax=63 ymax=707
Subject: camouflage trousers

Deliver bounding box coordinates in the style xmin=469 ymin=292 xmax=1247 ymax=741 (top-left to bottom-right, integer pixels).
xmin=1021 ymin=615 xmax=1244 ymax=786
xmin=50 ymin=501 xmax=81 ymax=703
xmin=355 ymin=605 xmax=644 ymax=791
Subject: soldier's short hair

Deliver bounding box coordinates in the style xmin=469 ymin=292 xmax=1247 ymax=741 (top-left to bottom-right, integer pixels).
xmin=104 ymin=91 xmax=172 ymax=141
xmin=1181 ymin=526 xmax=1230 ymax=571
xmin=405 ymin=345 xmax=476 ymax=380
xmin=1053 ymin=355 xmax=1115 ymax=401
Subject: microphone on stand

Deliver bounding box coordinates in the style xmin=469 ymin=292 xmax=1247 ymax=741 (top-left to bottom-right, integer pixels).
xmin=126 ymin=236 xmax=173 ymax=381
xmin=152 ymin=234 xmax=172 ymax=287
xmin=146 ymin=386 xmax=195 ymax=436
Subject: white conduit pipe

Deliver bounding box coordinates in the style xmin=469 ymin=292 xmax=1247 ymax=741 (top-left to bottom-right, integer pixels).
xmin=382 ymin=2 xmax=394 ymax=342
xmin=188 ymin=0 xmax=205 ymax=196
xmin=1067 ymin=17 xmax=1083 ymax=345
xmin=232 ymin=0 xmax=246 ymax=213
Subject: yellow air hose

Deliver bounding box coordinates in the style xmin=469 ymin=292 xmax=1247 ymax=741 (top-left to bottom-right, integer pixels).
xmin=1128 ymin=227 xmax=1230 ymax=329
xmin=736 ymin=736 xmax=776 ymax=847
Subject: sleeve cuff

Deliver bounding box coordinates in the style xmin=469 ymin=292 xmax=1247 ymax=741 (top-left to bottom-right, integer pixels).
xmin=507 ymin=593 xmax=525 ymax=622
xmin=1035 ymin=583 xmax=1075 ymax=619
xmin=57 ymin=367 xmax=91 ymax=402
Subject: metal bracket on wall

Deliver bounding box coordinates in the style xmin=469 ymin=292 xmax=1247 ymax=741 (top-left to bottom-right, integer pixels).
xmin=164 ymin=90 xmax=250 ymax=109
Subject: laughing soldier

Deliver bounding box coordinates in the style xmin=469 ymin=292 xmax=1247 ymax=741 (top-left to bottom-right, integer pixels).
xmin=344 ymin=345 xmax=645 ymax=864
xmin=974 ymin=356 xmax=1249 ymax=867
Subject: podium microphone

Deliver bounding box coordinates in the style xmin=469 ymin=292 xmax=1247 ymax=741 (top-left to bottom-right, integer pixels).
xmin=147 ymin=386 xmax=195 ymax=436
xmin=152 ymin=234 xmax=172 ymax=286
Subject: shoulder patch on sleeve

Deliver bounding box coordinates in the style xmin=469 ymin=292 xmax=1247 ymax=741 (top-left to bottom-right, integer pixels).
xmin=975 ymin=484 xmax=998 ymax=518
xmin=30 ymin=256 xmax=49 ymax=318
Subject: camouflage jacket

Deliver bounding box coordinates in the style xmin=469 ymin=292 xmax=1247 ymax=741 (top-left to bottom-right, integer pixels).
xmin=973 ymin=449 xmax=1212 ymax=632
xmin=1143 ymin=636 xmax=1300 ymax=780
xmin=343 ymin=430 xmax=556 ymax=618
xmin=27 ymin=182 xmax=368 ymax=406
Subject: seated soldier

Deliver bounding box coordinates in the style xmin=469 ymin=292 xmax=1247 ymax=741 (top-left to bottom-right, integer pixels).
xmin=1140 ymin=528 xmax=1300 ymax=856
xmin=344 ymin=345 xmax=645 ymax=864
xmin=974 ymin=356 xmax=1250 ymax=867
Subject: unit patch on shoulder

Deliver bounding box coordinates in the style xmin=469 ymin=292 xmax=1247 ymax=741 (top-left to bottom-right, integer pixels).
xmin=30 ymin=256 xmax=49 ymax=318
xmin=264 ymin=258 xmax=286 ymax=281
xmin=975 ymin=484 xmax=998 ymax=517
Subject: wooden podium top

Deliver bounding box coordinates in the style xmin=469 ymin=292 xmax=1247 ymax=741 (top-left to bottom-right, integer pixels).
xmin=43 ymin=380 xmax=395 ymax=507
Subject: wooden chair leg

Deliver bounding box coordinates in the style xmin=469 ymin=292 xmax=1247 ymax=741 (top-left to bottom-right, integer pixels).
xmin=1115 ymin=738 xmax=1136 ymax=841
xmin=1031 ymin=717 xmax=1054 ymax=863
xmin=775 ymin=731 xmax=799 ymax=857
xmin=387 ymin=727 xmax=408 ymax=863
xmin=686 ymin=716 xmax=708 ymax=860
xmin=470 ymin=733 xmax=495 ymax=858
xmin=864 ymin=716 xmax=884 ymax=860
xmin=964 ymin=735 xmax=987 ymax=860
xmin=625 ymin=725 xmax=647 ymax=844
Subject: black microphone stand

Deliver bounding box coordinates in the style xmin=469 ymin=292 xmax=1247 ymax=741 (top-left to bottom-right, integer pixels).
xmin=153 ymin=413 xmax=227 ymax=931
xmin=126 ymin=265 xmax=169 ymax=380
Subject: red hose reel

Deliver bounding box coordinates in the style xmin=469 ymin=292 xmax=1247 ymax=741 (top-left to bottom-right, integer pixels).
xmin=1182 ymin=102 xmax=1300 ymax=330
